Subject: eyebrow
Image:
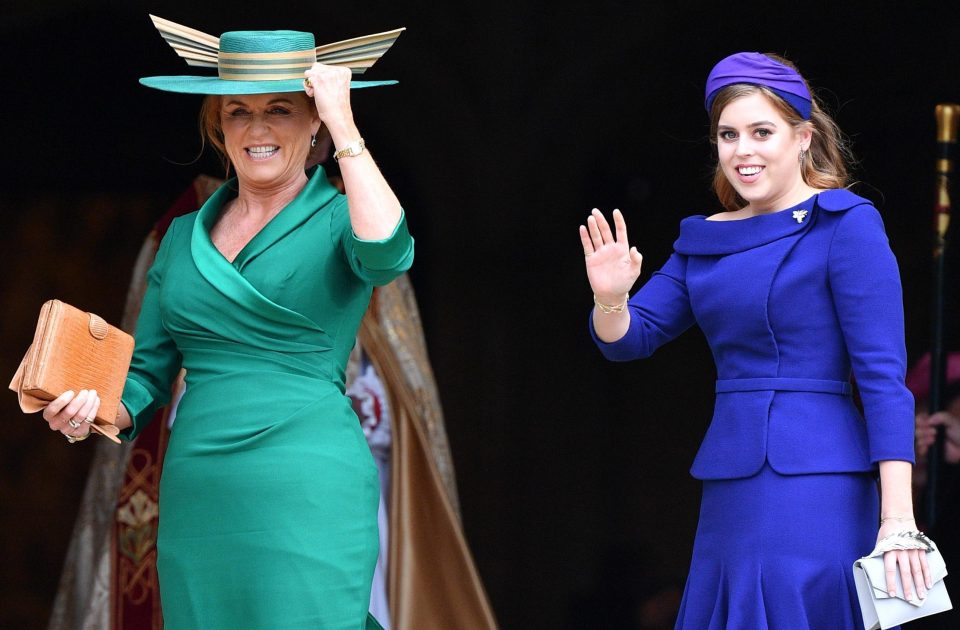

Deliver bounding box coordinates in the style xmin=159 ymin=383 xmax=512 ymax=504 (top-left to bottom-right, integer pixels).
xmin=717 ymin=120 xmax=778 ymax=130
xmin=223 ymin=98 xmax=295 ymax=107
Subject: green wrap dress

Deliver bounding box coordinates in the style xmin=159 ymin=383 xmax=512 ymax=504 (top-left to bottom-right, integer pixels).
xmin=120 ymin=166 xmax=414 ymax=630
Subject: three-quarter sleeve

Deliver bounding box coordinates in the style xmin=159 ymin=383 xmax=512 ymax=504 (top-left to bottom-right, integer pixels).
xmin=828 ymin=205 xmax=915 ymax=464
xmin=120 ymin=220 xmax=184 ymax=440
xmin=589 ymin=253 xmax=696 ymax=361
xmin=334 ymin=199 xmax=414 ymax=286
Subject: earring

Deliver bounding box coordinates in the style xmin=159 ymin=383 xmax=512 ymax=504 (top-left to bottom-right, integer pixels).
xmin=799 ymin=148 xmax=807 ymax=166
xmin=310 ymin=134 xmax=317 ymax=148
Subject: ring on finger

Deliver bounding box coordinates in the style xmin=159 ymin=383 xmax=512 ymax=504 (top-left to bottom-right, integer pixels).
xmin=68 ymin=419 xmax=81 ymax=429
xmin=303 ymin=77 xmax=312 ymax=89
xmin=84 ymin=415 xmax=95 ymax=424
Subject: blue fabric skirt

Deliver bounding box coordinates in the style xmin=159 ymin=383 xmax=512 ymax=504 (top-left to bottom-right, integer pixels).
xmin=675 ymin=463 xmax=889 ymax=630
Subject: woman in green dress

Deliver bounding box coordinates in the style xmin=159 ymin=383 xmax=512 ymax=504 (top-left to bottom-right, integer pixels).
xmin=40 ymin=19 xmax=412 ymax=630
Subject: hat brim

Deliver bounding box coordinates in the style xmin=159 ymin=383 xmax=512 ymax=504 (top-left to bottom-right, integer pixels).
xmin=139 ymin=76 xmax=397 ymax=95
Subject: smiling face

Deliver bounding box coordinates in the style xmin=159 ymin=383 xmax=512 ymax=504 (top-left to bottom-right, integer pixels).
xmin=218 ymin=92 xmax=320 ymax=189
xmin=715 ymin=90 xmax=813 ymax=213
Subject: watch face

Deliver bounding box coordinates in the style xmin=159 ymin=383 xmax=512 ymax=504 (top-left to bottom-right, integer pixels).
xmin=335 ymin=139 xmax=365 ymax=160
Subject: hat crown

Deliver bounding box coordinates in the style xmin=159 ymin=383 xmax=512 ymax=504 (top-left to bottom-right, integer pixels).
xmin=219 ymin=30 xmax=316 ymax=54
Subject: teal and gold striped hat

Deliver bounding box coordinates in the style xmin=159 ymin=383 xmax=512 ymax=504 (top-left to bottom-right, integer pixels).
xmin=139 ymin=15 xmax=403 ymax=95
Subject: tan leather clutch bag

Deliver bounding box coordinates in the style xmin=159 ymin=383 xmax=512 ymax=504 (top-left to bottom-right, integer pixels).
xmin=9 ymin=300 xmax=133 ymax=443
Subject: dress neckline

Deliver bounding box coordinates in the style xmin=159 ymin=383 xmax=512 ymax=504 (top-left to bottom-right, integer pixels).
xmin=705 ymin=194 xmax=819 ymax=223
xmin=195 ymin=165 xmax=340 ymax=270
xmin=674 ymin=194 xmax=819 ymax=255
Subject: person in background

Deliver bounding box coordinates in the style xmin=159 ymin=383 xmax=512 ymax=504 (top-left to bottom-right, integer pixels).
xmin=911 ymin=352 xmax=960 ymax=476
xmin=907 ymin=352 xmax=960 ymax=629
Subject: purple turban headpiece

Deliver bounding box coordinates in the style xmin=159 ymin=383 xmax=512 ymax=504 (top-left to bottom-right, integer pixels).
xmin=705 ymin=52 xmax=812 ymax=120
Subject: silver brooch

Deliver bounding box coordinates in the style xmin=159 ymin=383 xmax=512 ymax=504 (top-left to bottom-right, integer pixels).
xmin=792 ymin=209 xmax=808 ymax=224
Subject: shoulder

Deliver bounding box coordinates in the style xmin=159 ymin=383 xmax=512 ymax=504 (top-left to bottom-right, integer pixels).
xmin=161 ymin=210 xmax=199 ymax=244
xmin=816 ymin=188 xmax=876 ymax=214
xmin=817 ymin=188 xmax=886 ymax=238
xmin=168 ymin=210 xmax=200 ymax=230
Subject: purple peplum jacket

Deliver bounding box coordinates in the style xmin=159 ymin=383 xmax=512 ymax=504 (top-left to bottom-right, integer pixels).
xmin=591 ymin=189 xmax=916 ymax=480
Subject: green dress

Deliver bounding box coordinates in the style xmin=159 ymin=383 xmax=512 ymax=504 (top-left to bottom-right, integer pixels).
xmin=120 ymin=166 xmax=414 ymax=630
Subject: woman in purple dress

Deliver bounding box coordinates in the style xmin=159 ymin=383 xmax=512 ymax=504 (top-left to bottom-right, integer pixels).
xmin=581 ymin=52 xmax=933 ymax=628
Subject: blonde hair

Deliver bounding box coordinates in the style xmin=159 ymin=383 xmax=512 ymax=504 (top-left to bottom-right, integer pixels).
xmin=707 ymin=54 xmax=854 ymax=212
xmin=199 ymin=94 xmax=329 ymax=177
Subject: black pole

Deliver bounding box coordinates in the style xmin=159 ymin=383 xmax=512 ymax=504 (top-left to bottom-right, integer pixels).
xmin=924 ymin=103 xmax=959 ymax=529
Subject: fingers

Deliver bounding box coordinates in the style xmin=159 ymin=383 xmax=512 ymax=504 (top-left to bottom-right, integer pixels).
xmin=629 ymin=246 xmax=643 ymax=269
xmin=88 ymin=395 xmax=102 ymax=426
xmin=883 ymin=550 xmax=899 ymax=597
xmin=303 ymin=63 xmax=353 ymax=117
xmin=916 ymin=426 xmax=937 ymax=454
xmin=587 ymin=212 xmax=605 ymax=251
xmin=585 ymin=208 xmax=624 ymax=250
xmin=928 ymin=412 xmax=958 ymax=427
xmin=51 ymin=390 xmax=88 ymax=431
xmin=612 ymin=209 xmax=630 ymax=246
xmin=897 ymin=549 xmax=917 ymax=601
xmin=43 ymin=390 xmax=76 ymax=424
xmin=909 ymin=549 xmax=927 ymax=599
xmin=44 ymin=389 xmax=100 ymax=436
xmin=595 ymin=209 xmax=616 ymax=245
xmin=883 ymin=548 xmax=928 ymax=602
xmin=579 ymin=225 xmax=597 ymax=259
xmin=76 ymin=390 xmax=98 ymax=425
xmin=920 ymin=547 xmax=933 ymax=590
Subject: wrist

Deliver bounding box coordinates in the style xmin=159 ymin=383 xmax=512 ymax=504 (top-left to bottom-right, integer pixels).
xmin=594 ymin=293 xmax=628 ymax=314
xmin=324 ymin=117 xmax=359 ymax=144
xmin=880 ymin=513 xmax=916 ymax=525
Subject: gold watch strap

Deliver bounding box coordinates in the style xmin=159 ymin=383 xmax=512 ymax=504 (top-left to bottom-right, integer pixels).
xmin=334 ymin=138 xmax=366 ymax=161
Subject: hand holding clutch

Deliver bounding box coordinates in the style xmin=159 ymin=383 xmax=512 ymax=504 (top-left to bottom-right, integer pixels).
xmin=853 ymin=531 xmax=953 ymax=629
xmin=9 ymin=300 xmax=133 ymax=444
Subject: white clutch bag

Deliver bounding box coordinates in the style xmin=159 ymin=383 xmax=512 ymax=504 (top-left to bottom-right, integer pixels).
xmin=853 ymin=532 xmax=952 ymax=630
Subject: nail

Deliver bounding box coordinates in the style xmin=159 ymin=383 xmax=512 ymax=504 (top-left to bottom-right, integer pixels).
xmin=889 ymin=590 xmax=896 ymax=597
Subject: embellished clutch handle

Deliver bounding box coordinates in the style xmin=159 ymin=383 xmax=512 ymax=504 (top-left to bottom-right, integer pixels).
xmin=9 ymin=300 xmax=133 ymax=443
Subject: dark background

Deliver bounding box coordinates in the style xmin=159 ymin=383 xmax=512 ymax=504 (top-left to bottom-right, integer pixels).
xmin=2 ymin=1 xmax=959 ymax=627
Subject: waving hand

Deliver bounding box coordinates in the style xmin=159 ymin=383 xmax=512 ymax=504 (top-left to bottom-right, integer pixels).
xmin=579 ymin=208 xmax=643 ymax=303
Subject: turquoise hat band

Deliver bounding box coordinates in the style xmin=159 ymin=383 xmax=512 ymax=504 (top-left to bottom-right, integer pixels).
xmin=139 ymin=76 xmax=397 ymax=95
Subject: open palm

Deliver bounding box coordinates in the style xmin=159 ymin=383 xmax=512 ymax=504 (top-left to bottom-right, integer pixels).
xmin=579 ymin=208 xmax=643 ymax=300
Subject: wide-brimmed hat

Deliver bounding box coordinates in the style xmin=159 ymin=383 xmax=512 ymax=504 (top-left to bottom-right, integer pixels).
xmin=139 ymin=15 xmax=403 ymax=95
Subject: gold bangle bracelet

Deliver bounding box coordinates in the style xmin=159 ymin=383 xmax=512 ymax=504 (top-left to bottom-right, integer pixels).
xmin=594 ymin=294 xmax=628 ymax=314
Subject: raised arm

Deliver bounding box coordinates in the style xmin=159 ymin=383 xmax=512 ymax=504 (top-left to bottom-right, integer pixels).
xmin=580 ymin=209 xmax=694 ymax=360
xmin=304 ymin=64 xmax=402 ymax=239
xmin=580 ymin=208 xmax=644 ymax=343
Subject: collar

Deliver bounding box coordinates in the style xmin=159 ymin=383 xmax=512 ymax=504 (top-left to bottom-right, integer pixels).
xmin=674 ymin=189 xmax=873 ymax=256
xmin=193 ymin=165 xmax=340 ymax=270
xmin=186 ymin=166 xmax=341 ymax=334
